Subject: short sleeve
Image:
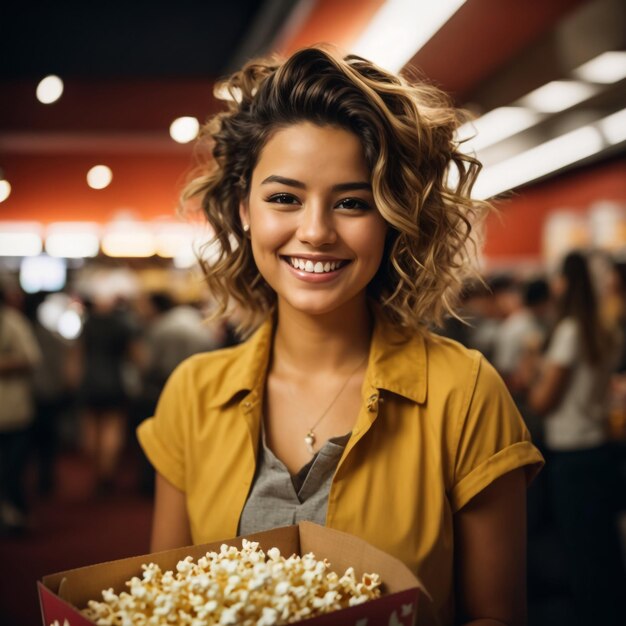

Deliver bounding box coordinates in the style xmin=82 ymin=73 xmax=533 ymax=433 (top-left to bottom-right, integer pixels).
xmin=449 ymin=356 xmax=544 ymax=513
xmin=136 ymin=360 xmax=192 ymax=491
xmin=545 ymin=318 xmax=578 ymax=366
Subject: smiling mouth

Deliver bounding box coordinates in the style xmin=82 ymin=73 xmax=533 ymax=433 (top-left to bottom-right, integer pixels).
xmin=282 ymin=256 xmax=349 ymax=274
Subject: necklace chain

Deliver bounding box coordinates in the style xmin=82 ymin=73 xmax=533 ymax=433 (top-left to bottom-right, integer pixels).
xmin=304 ymin=354 xmax=368 ymax=455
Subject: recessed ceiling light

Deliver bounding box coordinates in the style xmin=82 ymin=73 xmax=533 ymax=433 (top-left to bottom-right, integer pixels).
xmin=86 ymin=165 xmax=113 ymax=190
xmin=0 ymin=180 xmax=11 ymax=203
xmin=36 ymin=75 xmax=64 ymax=104
xmin=517 ymin=80 xmax=599 ymax=113
xmin=573 ymin=51 xmax=626 ymax=84
xmin=169 ymin=117 xmax=200 ymax=144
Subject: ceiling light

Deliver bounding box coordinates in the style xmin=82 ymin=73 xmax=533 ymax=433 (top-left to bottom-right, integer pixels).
xmin=0 ymin=180 xmax=11 ymax=203
xmin=517 ymin=80 xmax=598 ymax=113
xmin=351 ymin=0 xmax=466 ymax=73
xmin=598 ymin=107 xmax=626 ymax=145
xmin=573 ymin=51 xmax=626 ymax=84
xmin=473 ymin=125 xmax=604 ymax=199
xmin=169 ymin=117 xmax=200 ymax=144
xmin=457 ymin=107 xmax=542 ymax=152
xmin=86 ymin=165 xmax=112 ymax=190
xmin=0 ymin=222 xmax=43 ymax=257
xmin=154 ymin=222 xmax=194 ymax=258
xmin=102 ymin=224 xmax=156 ymax=257
xmin=45 ymin=222 xmax=101 ymax=258
xmin=36 ymin=75 xmax=64 ymax=104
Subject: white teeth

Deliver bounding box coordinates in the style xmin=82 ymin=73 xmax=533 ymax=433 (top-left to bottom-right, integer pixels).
xmin=287 ymin=257 xmax=343 ymax=273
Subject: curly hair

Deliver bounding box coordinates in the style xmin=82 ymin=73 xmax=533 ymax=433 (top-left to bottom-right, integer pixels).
xmin=182 ymin=45 xmax=488 ymax=335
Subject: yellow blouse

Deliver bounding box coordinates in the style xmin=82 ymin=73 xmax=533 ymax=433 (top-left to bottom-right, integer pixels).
xmin=138 ymin=313 xmax=543 ymax=626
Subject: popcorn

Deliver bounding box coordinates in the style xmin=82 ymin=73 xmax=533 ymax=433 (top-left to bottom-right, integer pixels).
xmin=82 ymin=540 xmax=382 ymax=626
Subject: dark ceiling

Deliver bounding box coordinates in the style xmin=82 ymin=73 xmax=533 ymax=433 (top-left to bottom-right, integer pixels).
xmin=1 ymin=0 xmax=296 ymax=80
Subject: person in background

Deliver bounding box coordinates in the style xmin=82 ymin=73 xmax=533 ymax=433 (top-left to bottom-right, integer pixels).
xmin=436 ymin=279 xmax=479 ymax=347
xmin=77 ymin=294 xmax=140 ymax=495
xmin=494 ymin=277 xmax=551 ymax=396
xmin=0 ymin=285 xmax=41 ymax=532
xmin=142 ymin=292 xmax=226 ymax=396
xmin=461 ymin=278 xmax=501 ymax=361
xmin=23 ymin=292 xmax=73 ymax=498
xmin=527 ymin=250 xmax=625 ymax=626
xmin=138 ymin=46 xmax=543 ymax=626
xmin=132 ymin=292 xmax=228 ymax=494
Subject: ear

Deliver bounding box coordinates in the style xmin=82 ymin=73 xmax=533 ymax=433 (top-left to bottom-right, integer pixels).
xmin=239 ymin=200 xmax=250 ymax=231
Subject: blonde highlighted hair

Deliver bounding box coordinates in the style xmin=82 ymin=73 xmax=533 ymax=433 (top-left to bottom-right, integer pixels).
xmin=182 ymin=45 xmax=487 ymax=335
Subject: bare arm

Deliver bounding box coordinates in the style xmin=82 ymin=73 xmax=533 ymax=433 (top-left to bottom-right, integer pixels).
xmin=528 ymin=363 xmax=570 ymax=415
xmin=454 ymin=468 xmax=527 ymax=626
xmin=150 ymin=472 xmax=192 ymax=552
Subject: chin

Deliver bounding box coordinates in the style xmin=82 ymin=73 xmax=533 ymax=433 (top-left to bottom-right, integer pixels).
xmin=279 ymin=291 xmax=365 ymax=318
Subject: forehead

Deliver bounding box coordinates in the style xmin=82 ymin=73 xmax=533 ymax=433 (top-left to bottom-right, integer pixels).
xmin=251 ymin=122 xmax=369 ymax=185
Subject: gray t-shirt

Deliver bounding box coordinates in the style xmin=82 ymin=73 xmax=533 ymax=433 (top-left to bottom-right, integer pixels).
xmin=238 ymin=429 xmax=350 ymax=535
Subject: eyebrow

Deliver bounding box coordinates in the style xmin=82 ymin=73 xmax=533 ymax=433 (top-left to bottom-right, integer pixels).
xmin=261 ymin=175 xmax=372 ymax=192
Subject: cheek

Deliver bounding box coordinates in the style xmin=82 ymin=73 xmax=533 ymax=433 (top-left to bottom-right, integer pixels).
xmin=353 ymin=222 xmax=388 ymax=268
xmin=249 ymin=213 xmax=293 ymax=262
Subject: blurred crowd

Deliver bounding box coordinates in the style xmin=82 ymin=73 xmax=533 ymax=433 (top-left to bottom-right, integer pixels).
xmin=439 ymin=250 xmax=626 ymax=623
xmin=0 ymin=280 xmax=239 ymax=531
xmin=0 ymin=249 xmax=625 ymax=621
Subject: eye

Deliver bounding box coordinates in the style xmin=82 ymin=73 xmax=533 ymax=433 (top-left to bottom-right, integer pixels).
xmin=336 ymin=197 xmax=371 ymax=211
xmin=266 ymin=193 xmax=299 ymax=205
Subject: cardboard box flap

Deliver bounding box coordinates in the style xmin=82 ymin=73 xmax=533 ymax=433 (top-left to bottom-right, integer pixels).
xmin=299 ymin=522 xmax=427 ymax=596
xmin=43 ymin=525 xmax=301 ymax=608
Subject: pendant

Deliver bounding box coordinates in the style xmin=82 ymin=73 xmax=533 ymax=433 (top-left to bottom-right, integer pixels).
xmin=304 ymin=431 xmax=316 ymax=455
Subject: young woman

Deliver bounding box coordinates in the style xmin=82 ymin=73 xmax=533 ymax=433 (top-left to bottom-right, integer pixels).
xmin=528 ymin=251 xmax=625 ymax=626
xmin=138 ymin=47 xmax=543 ymax=626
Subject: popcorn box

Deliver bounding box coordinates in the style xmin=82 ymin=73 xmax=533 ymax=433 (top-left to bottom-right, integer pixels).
xmin=39 ymin=522 xmax=426 ymax=626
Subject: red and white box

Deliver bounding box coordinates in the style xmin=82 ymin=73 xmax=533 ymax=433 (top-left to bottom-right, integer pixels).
xmin=39 ymin=521 xmax=427 ymax=625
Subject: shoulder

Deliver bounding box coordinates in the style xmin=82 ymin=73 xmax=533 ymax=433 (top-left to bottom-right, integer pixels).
xmin=549 ymin=317 xmax=579 ymax=349
xmin=424 ymin=331 xmax=507 ymax=404
xmin=169 ymin=340 xmax=250 ymax=387
xmin=425 ymin=331 xmax=484 ymax=379
xmin=555 ymin=316 xmax=577 ymax=334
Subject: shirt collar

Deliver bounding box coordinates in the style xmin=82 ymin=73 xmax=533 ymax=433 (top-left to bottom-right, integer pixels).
xmin=367 ymin=313 xmax=427 ymax=404
xmin=207 ymin=309 xmax=428 ymax=408
xmin=207 ymin=317 xmax=273 ymax=408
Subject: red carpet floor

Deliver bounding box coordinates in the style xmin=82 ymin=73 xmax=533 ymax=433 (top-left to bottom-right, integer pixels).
xmin=0 ymin=452 xmax=152 ymax=626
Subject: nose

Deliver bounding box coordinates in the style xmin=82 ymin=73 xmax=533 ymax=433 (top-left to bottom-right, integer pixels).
xmin=296 ymin=203 xmax=337 ymax=247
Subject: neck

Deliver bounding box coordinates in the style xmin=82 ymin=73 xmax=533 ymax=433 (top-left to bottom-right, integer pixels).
xmin=273 ymin=297 xmax=373 ymax=375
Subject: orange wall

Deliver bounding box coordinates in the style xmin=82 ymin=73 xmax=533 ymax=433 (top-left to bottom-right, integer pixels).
xmin=0 ymin=152 xmax=195 ymax=224
xmin=483 ymin=157 xmax=626 ymax=260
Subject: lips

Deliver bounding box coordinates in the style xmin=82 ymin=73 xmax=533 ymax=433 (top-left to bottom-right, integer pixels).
xmin=282 ymin=256 xmax=349 ymax=274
